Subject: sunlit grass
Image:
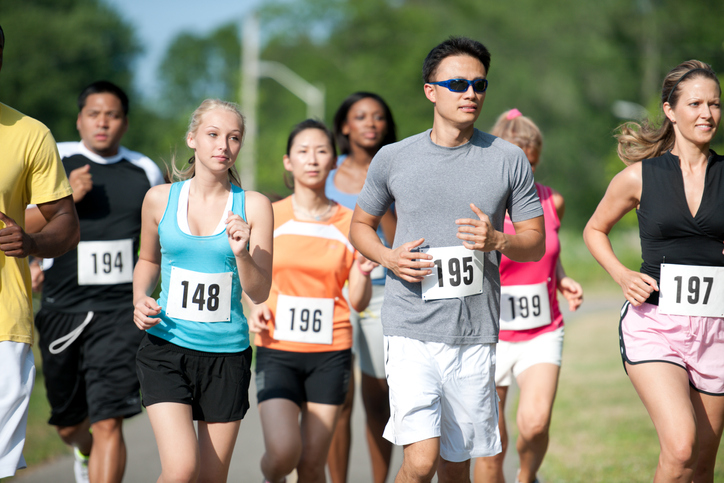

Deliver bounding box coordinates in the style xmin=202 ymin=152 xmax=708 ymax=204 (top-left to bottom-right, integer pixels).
xmin=535 ymin=305 xmax=724 ymax=482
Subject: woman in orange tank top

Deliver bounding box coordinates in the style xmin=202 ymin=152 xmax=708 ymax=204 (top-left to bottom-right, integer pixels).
xmin=247 ymin=119 xmax=375 ymax=483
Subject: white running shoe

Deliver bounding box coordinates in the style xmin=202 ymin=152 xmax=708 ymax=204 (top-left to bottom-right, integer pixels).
xmin=73 ymin=447 xmax=90 ymax=483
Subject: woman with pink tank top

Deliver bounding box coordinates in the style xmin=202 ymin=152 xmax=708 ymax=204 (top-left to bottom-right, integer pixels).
xmin=474 ymin=109 xmax=583 ymax=483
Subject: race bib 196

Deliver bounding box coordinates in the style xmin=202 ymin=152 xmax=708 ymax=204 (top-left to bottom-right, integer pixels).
xmin=659 ymin=263 xmax=724 ymax=317
xmin=77 ymin=239 xmax=133 ymax=285
xmin=421 ymin=246 xmax=484 ymax=301
xmin=499 ymin=282 xmax=551 ymax=330
xmin=165 ymin=267 xmax=233 ymax=323
xmin=274 ymin=294 xmax=335 ymax=345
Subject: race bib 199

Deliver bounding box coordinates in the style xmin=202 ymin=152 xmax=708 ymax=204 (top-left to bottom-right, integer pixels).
xmin=77 ymin=239 xmax=133 ymax=285
xmin=421 ymin=246 xmax=484 ymax=301
xmin=499 ymin=282 xmax=551 ymax=330
xmin=659 ymin=263 xmax=724 ymax=317
xmin=165 ymin=267 xmax=233 ymax=323
xmin=274 ymin=294 xmax=335 ymax=345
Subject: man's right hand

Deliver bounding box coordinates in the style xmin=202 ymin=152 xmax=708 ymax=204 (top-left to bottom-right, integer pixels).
xmin=0 ymin=211 xmax=34 ymax=258
xmin=382 ymin=238 xmax=434 ymax=283
xmin=70 ymin=164 xmax=93 ymax=202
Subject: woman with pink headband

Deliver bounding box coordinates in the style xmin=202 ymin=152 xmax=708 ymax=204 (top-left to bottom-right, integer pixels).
xmin=475 ymin=109 xmax=583 ymax=483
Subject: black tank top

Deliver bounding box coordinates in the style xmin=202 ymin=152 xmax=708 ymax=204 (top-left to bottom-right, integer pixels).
xmin=637 ymin=151 xmax=724 ymax=304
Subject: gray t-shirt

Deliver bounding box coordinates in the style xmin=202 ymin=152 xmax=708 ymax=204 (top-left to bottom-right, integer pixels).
xmin=357 ymin=128 xmax=543 ymax=344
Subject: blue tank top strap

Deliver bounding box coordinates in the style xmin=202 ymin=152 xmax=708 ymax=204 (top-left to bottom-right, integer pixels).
xmin=232 ymin=183 xmax=247 ymax=222
xmin=325 ymin=155 xmax=359 ymax=211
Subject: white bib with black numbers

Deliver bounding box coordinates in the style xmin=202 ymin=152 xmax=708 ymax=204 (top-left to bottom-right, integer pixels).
xmin=273 ymin=294 xmax=335 ymax=345
xmin=165 ymin=267 xmax=233 ymax=323
xmin=77 ymin=239 xmax=133 ymax=285
xmin=658 ymin=263 xmax=724 ymax=317
xmin=499 ymin=282 xmax=552 ymax=330
xmin=421 ymin=246 xmax=484 ymax=301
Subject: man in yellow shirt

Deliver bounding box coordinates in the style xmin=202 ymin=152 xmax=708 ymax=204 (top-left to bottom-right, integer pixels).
xmin=0 ymin=24 xmax=80 ymax=478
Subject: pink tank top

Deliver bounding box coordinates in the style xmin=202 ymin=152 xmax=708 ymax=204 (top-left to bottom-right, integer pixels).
xmin=499 ymin=183 xmax=562 ymax=342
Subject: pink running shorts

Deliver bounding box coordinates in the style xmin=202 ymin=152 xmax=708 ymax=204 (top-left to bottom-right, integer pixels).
xmin=619 ymin=301 xmax=724 ymax=395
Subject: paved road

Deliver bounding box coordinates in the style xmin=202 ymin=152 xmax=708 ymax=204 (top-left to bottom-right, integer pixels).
xmin=12 ymin=294 xmax=621 ymax=482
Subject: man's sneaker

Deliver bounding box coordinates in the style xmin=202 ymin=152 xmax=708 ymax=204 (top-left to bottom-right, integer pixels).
xmin=73 ymin=447 xmax=90 ymax=483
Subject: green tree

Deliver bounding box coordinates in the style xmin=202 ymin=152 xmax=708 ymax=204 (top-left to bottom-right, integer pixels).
xmin=0 ymin=0 xmax=175 ymax=166
xmin=156 ymin=0 xmax=724 ymax=225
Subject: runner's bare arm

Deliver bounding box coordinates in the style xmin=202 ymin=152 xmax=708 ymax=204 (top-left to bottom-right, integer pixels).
xmin=456 ymin=203 xmax=545 ymax=262
xmin=228 ymin=191 xmax=273 ymax=305
xmin=0 ymin=196 xmax=79 ymax=258
xmin=350 ymin=205 xmax=433 ymax=283
xmin=584 ymin=163 xmax=658 ymax=305
xmin=132 ymin=185 xmax=168 ymax=330
xmin=347 ymin=253 xmax=375 ymax=312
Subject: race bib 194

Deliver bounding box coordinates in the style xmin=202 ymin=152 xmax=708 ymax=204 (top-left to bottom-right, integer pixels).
xmin=274 ymin=294 xmax=335 ymax=345
xmin=499 ymin=282 xmax=551 ymax=330
xmin=421 ymin=246 xmax=484 ymax=301
xmin=165 ymin=267 xmax=233 ymax=323
xmin=659 ymin=263 xmax=724 ymax=317
xmin=77 ymin=239 xmax=133 ymax=285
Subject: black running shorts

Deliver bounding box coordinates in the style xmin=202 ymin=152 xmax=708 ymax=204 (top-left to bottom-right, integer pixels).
xmin=136 ymin=333 xmax=253 ymax=422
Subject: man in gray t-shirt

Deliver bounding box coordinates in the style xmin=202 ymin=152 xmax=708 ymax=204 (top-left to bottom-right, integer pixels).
xmin=351 ymin=37 xmax=545 ymax=482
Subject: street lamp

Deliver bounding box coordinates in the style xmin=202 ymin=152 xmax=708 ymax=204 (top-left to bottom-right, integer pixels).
xmin=239 ymin=13 xmax=325 ymax=190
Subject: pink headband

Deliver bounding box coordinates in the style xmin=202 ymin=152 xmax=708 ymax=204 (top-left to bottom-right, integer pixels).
xmin=506 ymin=108 xmax=523 ymax=120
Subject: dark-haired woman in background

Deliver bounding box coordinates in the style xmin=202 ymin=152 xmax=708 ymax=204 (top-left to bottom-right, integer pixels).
xmin=326 ymin=92 xmax=397 ymax=483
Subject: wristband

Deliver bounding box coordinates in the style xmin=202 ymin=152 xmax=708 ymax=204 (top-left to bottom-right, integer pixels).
xmin=359 ymin=268 xmax=372 ymax=277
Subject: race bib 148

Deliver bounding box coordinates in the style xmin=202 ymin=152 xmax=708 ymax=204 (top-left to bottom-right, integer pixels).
xmin=165 ymin=267 xmax=233 ymax=323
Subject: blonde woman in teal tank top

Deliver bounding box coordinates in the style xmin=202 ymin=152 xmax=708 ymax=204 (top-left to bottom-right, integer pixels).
xmin=132 ymin=99 xmax=274 ymax=483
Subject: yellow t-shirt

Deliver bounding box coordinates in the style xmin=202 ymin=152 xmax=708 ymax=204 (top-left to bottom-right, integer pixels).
xmin=0 ymin=102 xmax=72 ymax=344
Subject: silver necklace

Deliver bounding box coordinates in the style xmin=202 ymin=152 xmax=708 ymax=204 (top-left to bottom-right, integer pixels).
xmin=292 ymin=194 xmax=334 ymax=221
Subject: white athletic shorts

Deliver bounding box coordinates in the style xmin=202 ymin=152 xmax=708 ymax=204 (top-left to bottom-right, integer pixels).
xmin=383 ymin=335 xmax=501 ymax=462
xmin=0 ymin=341 xmax=35 ymax=478
xmin=495 ymin=326 xmax=564 ymax=387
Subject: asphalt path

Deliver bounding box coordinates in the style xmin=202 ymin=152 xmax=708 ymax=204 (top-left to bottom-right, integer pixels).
xmin=12 ymin=293 xmax=621 ymax=482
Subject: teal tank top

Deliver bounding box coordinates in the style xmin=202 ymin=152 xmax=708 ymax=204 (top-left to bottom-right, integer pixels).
xmin=148 ymin=180 xmax=249 ymax=353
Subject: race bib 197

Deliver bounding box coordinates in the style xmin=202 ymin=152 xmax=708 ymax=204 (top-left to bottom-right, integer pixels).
xmin=659 ymin=263 xmax=724 ymax=317
xmin=499 ymin=282 xmax=551 ymax=330
xmin=421 ymin=246 xmax=484 ymax=301
xmin=274 ymin=294 xmax=335 ymax=345
xmin=165 ymin=267 xmax=233 ymax=323
xmin=77 ymin=239 xmax=133 ymax=285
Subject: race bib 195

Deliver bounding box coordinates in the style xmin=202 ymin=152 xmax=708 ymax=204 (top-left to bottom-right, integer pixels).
xmin=659 ymin=263 xmax=724 ymax=317
xmin=421 ymin=246 xmax=484 ymax=301
xmin=165 ymin=267 xmax=233 ymax=323
xmin=77 ymin=239 xmax=133 ymax=285
xmin=499 ymin=281 xmax=551 ymax=330
xmin=274 ymin=294 xmax=335 ymax=345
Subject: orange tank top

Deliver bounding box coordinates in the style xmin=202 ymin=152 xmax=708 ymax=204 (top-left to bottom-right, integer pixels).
xmin=255 ymin=196 xmax=355 ymax=352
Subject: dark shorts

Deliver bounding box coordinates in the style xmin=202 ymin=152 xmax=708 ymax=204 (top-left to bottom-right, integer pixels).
xmin=136 ymin=334 xmax=253 ymax=422
xmin=35 ymin=307 xmax=144 ymax=426
xmin=255 ymin=347 xmax=352 ymax=406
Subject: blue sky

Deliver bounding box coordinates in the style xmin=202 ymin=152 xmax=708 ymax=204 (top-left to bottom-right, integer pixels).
xmin=103 ymin=0 xmax=263 ymax=98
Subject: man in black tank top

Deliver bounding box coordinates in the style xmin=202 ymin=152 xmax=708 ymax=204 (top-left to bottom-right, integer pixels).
xmin=27 ymin=81 xmax=164 ymax=483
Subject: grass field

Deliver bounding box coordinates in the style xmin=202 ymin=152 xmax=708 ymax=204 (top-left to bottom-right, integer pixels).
xmin=523 ymin=299 xmax=724 ymax=482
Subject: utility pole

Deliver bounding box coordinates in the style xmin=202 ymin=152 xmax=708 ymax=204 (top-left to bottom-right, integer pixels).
xmin=239 ymin=13 xmax=325 ymax=190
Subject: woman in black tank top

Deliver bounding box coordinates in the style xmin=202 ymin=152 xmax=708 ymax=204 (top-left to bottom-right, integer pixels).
xmin=584 ymin=60 xmax=723 ymax=482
